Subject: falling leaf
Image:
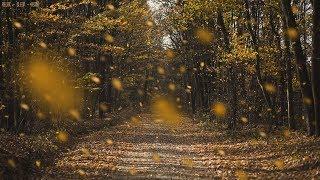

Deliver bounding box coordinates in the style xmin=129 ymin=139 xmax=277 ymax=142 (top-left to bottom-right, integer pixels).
xmin=264 ymin=83 xmax=276 ymax=94
xmin=69 ymin=109 xmax=81 ymax=121
xmin=165 ymin=49 xmax=175 ymax=59
xmin=91 ymin=76 xmax=101 ymax=84
xmin=179 ymin=66 xmax=186 ymax=73
xmin=105 ymin=34 xmax=114 ymax=43
xmin=39 ymin=42 xmax=47 ymax=49
xmin=36 ymin=111 xmax=46 ymax=120
xmin=146 ymin=20 xmax=154 ymax=27
xmin=283 ymin=129 xmax=291 ymax=137
xmin=20 ymin=103 xmax=30 ymax=111
xmin=13 ymin=21 xmax=22 ymax=29
xmin=112 ymin=78 xmax=123 ymax=90
xmin=106 ymin=4 xmax=115 ymax=10
xmin=291 ymin=5 xmax=299 ymax=14
xmin=78 ymin=169 xmax=86 ymax=176
xmin=7 ymin=159 xmax=16 ymax=168
xmin=81 ymin=148 xmax=90 ymax=156
xmin=303 ymin=97 xmax=312 ymax=105
xmin=131 ymin=116 xmax=141 ymax=126
xmin=217 ymin=149 xmax=225 ymax=156
xmin=152 ymin=97 xmax=182 ymax=127
xmin=35 ymin=160 xmax=41 ymax=168
xmin=152 ymin=153 xmax=161 ymax=163
xmin=67 ymin=47 xmax=76 ymax=56
xmin=195 ymin=28 xmax=213 ymax=44
xmin=99 ymin=102 xmax=108 ymax=112
xmin=287 ymin=28 xmax=298 ymax=41
xmin=106 ymin=139 xmax=113 ymax=145
xmin=157 ymin=67 xmax=165 ymax=75
xmin=211 ymin=102 xmax=227 ymax=117
xmin=25 ymin=56 xmax=82 ymax=112
xmin=241 ymin=117 xmax=248 ymax=123
xmin=259 ymin=131 xmax=267 ymax=138
xmin=168 ymin=83 xmax=176 ymax=91
xmin=56 ymin=131 xmax=69 ymax=143
xmin=274 ymin=160 xmax=285 ymax=170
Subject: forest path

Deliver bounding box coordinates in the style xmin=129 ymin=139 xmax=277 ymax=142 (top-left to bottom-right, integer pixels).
xmin=44 ymin=113 xmax=320 ymax=179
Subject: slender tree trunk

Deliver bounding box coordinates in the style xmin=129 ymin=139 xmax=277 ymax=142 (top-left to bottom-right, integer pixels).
xmin=98 ymin=55 xmax=107 ymax=119
xmin=6 ymin=8 xmax=16 ymax=130
xmin=311 ymin=0 xmax=320 ymax=135
xmin=217 ymin=8 xmax=237 ymax=129
xmin=106 ymin=54 xmax=113 ymax=112
xmin=281 ymin=0 xmax=315 ymax=135
xmin=143 ymin=69 xmax=150 ymax=102
xmin=0 ymin=6 xmax=5 ymax=129
xmin=281 ymin=12 xmax=296 ymax=129
xmin=269 ymin=10 xmax=286 ymax=126
xmin=243 ymin=0 xmax=276 ymax=124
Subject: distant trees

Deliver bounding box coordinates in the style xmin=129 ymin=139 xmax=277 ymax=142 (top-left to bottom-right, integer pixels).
xmin=281 ymin=0 xmax=315 ymax=135
xmin=0 ymin=0 xmax=162 ymax=132
xmin=161 ymin=0 xmax=320 ymax=135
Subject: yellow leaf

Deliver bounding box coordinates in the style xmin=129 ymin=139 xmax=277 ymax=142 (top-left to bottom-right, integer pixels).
xmin=67 ymin=47 xmax=76 ymax=56
xmin=56 ymin=131 xmax=69 ymax=143
xmin=131 ymin=116 xmax=141 ymax=126
xmin=211 ymin=102 xmax=227 ymax=117
xmin=287 ymin=28 xmax=298 ymax=41
xmin=69 ymin=109 xmax=81 ymax=121
xmin=195 ymin=28 xmax=213 ymax=44
xmin=13 ymin=21 xmax=22 ymax=29
xmin=274 ymin=160 xmax=285 ymax=170
xmin=106 ymin=139 xmax=113 ymax=145
xmin=157 ymin=67 xmax=165 ymax=75
xmin=35 ymin=160 xmax=41 ymax=168
xmin=264 ymin=83 xmax=276 ymax=94
xmin=152 ymin=97 xmax=182 ymax=127
xmin=112 ymin=78 xmax=123 ymax=90
xmin=20 ymin=103 xmax=30 ymax=111
xmin=152 ymin=153 xmax=161 ymax=163
xmin=7 ymin=159 xmax=16 ymax=168
xmin=105 ymin=34 xmax=114 ymax=43
xmin=168 ymin=83 xmax=176 ymax=91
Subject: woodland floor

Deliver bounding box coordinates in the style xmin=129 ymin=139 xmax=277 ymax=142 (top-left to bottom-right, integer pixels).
xmin=42 ymin=113 xmax=320 ymax=179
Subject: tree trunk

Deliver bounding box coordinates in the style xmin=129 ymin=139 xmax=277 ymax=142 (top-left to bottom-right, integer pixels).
xmin=217 ymin=8 xmax=237 ymax=129
xmin=311 ymin=0 xmax=320 ymax=135
xmin=269 ymin=10 xmax=286 ymax=126
xmin=0 ymin=6 xmax=5 ymax=129
xmin=281 ymin=12 xmax=296 ymax=129
xmin=243 ymin=0 xmax=276 ymax=124
xmin=281 ymin=0 xmax=315 ymax=135
xmin=6 ymin=8 xmax=16 ymax=130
